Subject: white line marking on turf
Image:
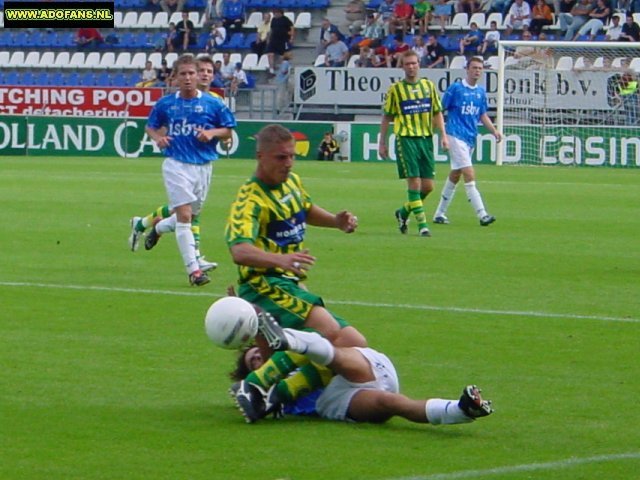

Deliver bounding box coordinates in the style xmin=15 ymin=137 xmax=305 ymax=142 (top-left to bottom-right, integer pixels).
xmin=2 ymin=281 xmax=638 ymax=324
xmin=383 ymin=452 xmax=640 ymax=480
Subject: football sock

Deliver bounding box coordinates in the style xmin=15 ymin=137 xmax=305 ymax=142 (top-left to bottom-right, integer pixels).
xmin=464 ymin=181 xmax=488 ymax=219
xmin=401 ymin=192 xmax=427 ymax=217
xmin=137 ymin=205 xmax=171 ymax=231
xmin=156 ymin=214 xmax=176 ymax=234
xmin=406 ymin=189 xmax=428 ymax=230
xmin=275 ymin=363 xmax=333 ymax=403
xmin=246 ymin=351 xmax=308 ymax=390
xmin=191 ymin=215 xmax=201 ymax=255
xmin=175 ymin=222 xmax=198 ymax=273
xmin=434 ymin=178 xmax=457 ymax=218
xmin=425 ymin=398 xmax=473 ymax=425
xmin=283 ymin=328 xmax=335 ymax=366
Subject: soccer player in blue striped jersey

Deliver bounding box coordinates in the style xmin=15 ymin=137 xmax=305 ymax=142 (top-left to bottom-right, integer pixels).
xmin=129 ymin=55 xmax=230 ymax=275
xmin=380 ymin=50 xmax=449 ymax=237
xmin=145 ymin=54 xmax=237 ymax=286
xmin=433 ymin=56 xmax=502 ymax=227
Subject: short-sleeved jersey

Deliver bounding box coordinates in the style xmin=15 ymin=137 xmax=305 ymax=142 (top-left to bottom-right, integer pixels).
xmin=225 ymin=173 xmax=312 ymax=283
xmin=383 ymin=78 xmax=443 ymax=137
xmin=147 ymin=90 xmax=237 ymax=165
xmin=441 ymin=79 xmax=488 ymax=147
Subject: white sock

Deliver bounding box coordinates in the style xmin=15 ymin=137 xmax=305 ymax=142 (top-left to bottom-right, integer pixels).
xmin=283 ymin=328 xmax=335 ymax=366
xmin=175 ymin=222 xmax=198 ymax=274
xmin=425 ymin=398 xmax=473 ymax=425
xmin=464 ymin=181 xmax=487 ymax=219
xmin=434 ymin=178 xmax=457 ymax=218
xmin=156 ymin=214 xmax=176 ymax=234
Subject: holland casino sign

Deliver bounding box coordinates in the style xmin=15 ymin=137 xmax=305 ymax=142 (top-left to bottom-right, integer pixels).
xmin=294 ymin=68 xmax=615 ymax=110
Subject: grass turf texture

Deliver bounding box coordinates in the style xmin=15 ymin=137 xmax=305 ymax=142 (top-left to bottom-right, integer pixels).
xmin=1 ymin=156 xmax=639 ymax=480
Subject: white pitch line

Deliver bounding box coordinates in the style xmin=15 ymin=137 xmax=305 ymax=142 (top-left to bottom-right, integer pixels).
xmin=383 ymin=452 xmax=640 ymax=480
xmin=1 ymin=281 xmax=638 ymax=324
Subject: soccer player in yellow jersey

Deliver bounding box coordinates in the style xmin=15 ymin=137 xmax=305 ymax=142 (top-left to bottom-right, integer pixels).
xmin=379 ymin=49 xmax=449 ymax=237
xmin=225 ymin=124 xmax=365 ymax=347
xmin=128 ymin=55 xmax=232 ymax=276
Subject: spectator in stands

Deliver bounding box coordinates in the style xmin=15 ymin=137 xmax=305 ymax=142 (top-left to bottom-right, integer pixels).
xmin=618 ymin=70 xmax=639 ymax=124
xmin=573 ymin=0 xmax=611 ymax=40
xmin=317 ymin=132 xmax=339 ymax=161
xmin=324 ymin=31 xmax=350 ymax=67
xmin=512 ymin=30 xmax=553 ymax=68
xmin=230 ymin=62 xmax=248 ymax=96
xmin=389 ymin=0 xmax=414 ymax=35
xmin=317 ymin=18 xmax=344 ymax=55
xmin=74 ymin=28 xmax=103 ymax=48
xmin=377 ymin=0 xmax=397 ymax=35
xmin=480 ymin=20 xmax=500 ymax=54
xmin=529 ymin=0 xmax=554 ymax=36
xmin=433 ymin=0 xmax=453 ymax=33
xmin=157 ymin=59 xmax=173 ymax=87
xmin=425 ymin=34 xmax=446 ymax=68
xmin=266 ymin=8 xmax=295 ymax=75
xmin=605 ymin=14 xmax=623 ymax=40
xmin=559 ymin=0 xmax=593 ymax=41
xmin=203 ymin=0 xmax=221 ymax=28
xmin=355 ymin=45 xmax=375 ymax=67
xmin=160 ymin=0 xmax=185 ymax=14
xmin=618 ymin=12 xmax=640 ymax=41
xmin=412 ymin=35 xmax=428 ymax=62
xmin=557 ymin=0 xmax=577 ymax=16
xmin=411 ymin=0 xmax=433 ymax=35
xmin=505 ymin=0 xmax=532 ymax=36
xmin=358 ymin=13 xmax=384 ymax=48
xmin=222 ymin=0 xmax=245 ymax=33
xmin=370 ymin=39 xmax=392 ymax=67
xmin=342 ymin=0 xmax=367 ymax=35
xmin=251 ymin=12 xmax=272 ymax=57
xmin=457 ymin=0 xmax=481 ymax=15
xmin=136 ymin=60 xmax=159 ymax=88
xmin=165 ymin=22 xmax=178 ymax=52
xmin=220 ymin=52 xmax=235 ymax=86
xmin=275 ymin=51 xmax=293 ymax=113
xmin=390 ymin=33 xmax=411 ymax=66
xmin=459 ymin=21 xmax=484 ymax=55
xmin=212 ymin=60 xmax=225 ymax=87
xmin=174 ymin=11 xmax=197 ymax=51
xmin=206 ymin=20 xmax=227 ymax=53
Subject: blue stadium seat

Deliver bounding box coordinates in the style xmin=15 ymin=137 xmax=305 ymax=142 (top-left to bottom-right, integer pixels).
xmin=21 ymin=72 xmax=36 ymax=86
xmin=185 ymin=0 xmax=207 ymax=8
xmin=81 ymin=72 xmax=97 ymax=86
xmin=35 ymin=71 xmax=50 ymax=86
xmin=366 ymin=0 xmax=382 ymax=8
xmin=48 ymin=72 xmax=65 ymax=87
xmin=243 ymin=32 xmax=257 ymax=49
xmin=5 ymin=71 xmax=20 ymax=85
xmin=65 ymin=72 xmax=80 ymax=86
xmin=118 ymin=32 xmax=137 ymax=49
xmin=224 ymin=32 xmax=245 ymax=49
xmin=111 ymin=73 xmax=130 ymax=87
xmin=95 ymin=72 xmax=111 ymax=86
xmin=310 ymin=0 xmax=330 ymax=8
xmin=0 ymin=30 xmax=12 ymax=48
xmin=240 ymin=74 xmax=256 ymax=89
xmin=12 ymin=31 xmax=30 ymax=48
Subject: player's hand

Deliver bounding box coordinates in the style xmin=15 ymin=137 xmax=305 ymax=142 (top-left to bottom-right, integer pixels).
xmin=285 ymin=249 xmax=316 ymax=274
xmin=440 ymin=134 xmax=450 ymax=151
xmin=494 ymin=132 xmax=503 ymax=143
xmin=155 ymin=135 xmax=172 ymax=148
xmin=379 ymin=144 xmax=389 ymax=159
xmin=195 ymin=127 xmax=215 ymax=142
xmin=336 ymin=210 xmax=358 ymax=233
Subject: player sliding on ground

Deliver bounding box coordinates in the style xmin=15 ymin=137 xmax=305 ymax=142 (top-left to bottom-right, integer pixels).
xmin=232 ymin=306 xmax=494 ymax=426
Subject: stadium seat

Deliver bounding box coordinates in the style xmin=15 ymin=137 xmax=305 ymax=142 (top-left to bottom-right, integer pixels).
xmin=612 ymin=57 xmax=627 ymax=68
xmin=66 ymin=52 xmax=87 ymax=70
xmin=223 ymin=33 xmax=245 ymax=49
xmin=23 ymin=51 xmax=41 ymax=68
xmin=21 ymin=71 xmax=36 ymax=86
xmin=190 ymin=11 xmax=203 ymax=29
xmin=0 ymin=30 xmax=12 ymax=48
xmin=446 ymin=13 xmax=469 ymax=31
xmin=118 ymin=32 xmax=137 ymax=49
xmin=294 ymin=12 xmax=312 ymax=30
xmin=137 ymin=11 xmax=154 ymax=29
xmin=0 ymin=51 xmax=10 ymax=67
xmin=469 ymin=12 xmax=486 ymax=29
xmin=131 ymin=52 xmax=148 ymax=70
xmin=37 ymin=51 xmax=56 ymax=68
xmin=5 ymin=71 xmax=20 ymax=85
xmin=165 ymin=52 xmax=178 ymax=67
xmin=242 ymin=53 xmax=259 ymax=70
xmin=114 ymin=11 xmax=124 ymax=28
xmin=8 ymin=51 xmax=25 ymax=68
xmin=148 ymin=52 xmax=163 ymax=69
xmin=80 ymin=72 xmax=97 ymax=86
xmin=485 ymin=56 xmax=499 ymax=70
xmin=240 ymin=74 xmax=256 ymax=89
xmin=65 ymin=72 xmax=80 ymax=86
xmin=114 ymin=52 xmax=134 ymax=70
xmin=48 ymin=72 xmax=65 ymax=86
xmin=314 ymin=54 xmax=325 ymax=67
xmin=284 ymin=11 xmax=295 ymax=23
xmin=169 ymin=11 xmax=182 ymax=25
xmin=121 ymin=11 xmax=138 ymax=28
xmin=151 ymin=11 xmax=169 ymax=29
xmin=486 ymin=12 xmax=504 ymax=30
xmin=449 ymin=55 xmax=467 ymax=69
xmin=243 ymin=32 xmax=258 ymax=49
xmin=111 ymin=73 xmax=130 ymax=87
xmin=99 ymin=52 xmax=117 ymax=70
xmin=245 ymin=11 xmax=263 ymax=29
xmin=347 ymin=55 xmax=359 ymax=68
xmin=555 ymin=56 xmax=573 ymax=70
xmin=630 ymin=57 xmax=640 ymax=72
xmin=256 ymin=54 xmax=270 ymax=71
xmin=95 ymin=71 xmax=111 ymax=86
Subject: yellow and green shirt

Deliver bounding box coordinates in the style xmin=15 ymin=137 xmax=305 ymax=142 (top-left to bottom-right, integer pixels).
xmin=225 ymin=172 xmax=312 ymax=283
xmin=384 ymin=78 xmax=443 ymax=137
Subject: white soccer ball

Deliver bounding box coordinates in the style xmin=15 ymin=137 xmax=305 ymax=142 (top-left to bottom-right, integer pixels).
xmin=204 ymin=297 xmax=258 ymax=350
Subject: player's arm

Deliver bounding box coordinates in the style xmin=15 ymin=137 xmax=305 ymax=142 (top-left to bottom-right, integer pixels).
xmin=230 ymin=242 xmax=316 ymax=274
xmin=432 ymin=111 xmax=449 ymax=150
xmin=145 ymin=126 xmax=172 ymax=149
xmin=307 ymin=205 xmax=357 ymax=233
xmin=480 ymin=113 xmax=502 ymax=142
xmin=379 ymin=113 xmax=394 ymax=159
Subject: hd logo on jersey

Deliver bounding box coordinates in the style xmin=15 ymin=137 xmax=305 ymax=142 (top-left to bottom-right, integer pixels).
xmin=267 ymin=211 xmax=307 ymax=247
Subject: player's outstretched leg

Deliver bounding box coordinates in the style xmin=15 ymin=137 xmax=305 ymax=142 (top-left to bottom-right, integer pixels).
xmin=234 ymin=380 xmax=267 ymax=423
xmin=128 ymin=216 xmax=144 ymax=251
xmin=458 ymin=384 xmax=494 ymax=419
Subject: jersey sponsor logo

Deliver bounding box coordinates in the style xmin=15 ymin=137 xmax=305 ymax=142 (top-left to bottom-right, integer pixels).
xmin=167 ymin=119 xmax=205 ymax=137
xmin=267 ymin=211 xmax=307 ymax=247
xmin=460 ymin=102 xmax=481 ymax=116
xmin=400 ymin=98 xmax=432 ymax=115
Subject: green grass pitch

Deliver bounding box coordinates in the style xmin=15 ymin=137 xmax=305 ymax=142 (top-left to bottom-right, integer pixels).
xmin=1 ymin=156 xmax=639 ymax=480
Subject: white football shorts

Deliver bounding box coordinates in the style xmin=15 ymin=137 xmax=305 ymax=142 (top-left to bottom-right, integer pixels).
xmin=162 ymin=157 xmax=213 ymax=216
xmin=315 ymin=347 xmax=400 ymax=421
xmin=448 ymin=135 xmax=474 ymax=170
